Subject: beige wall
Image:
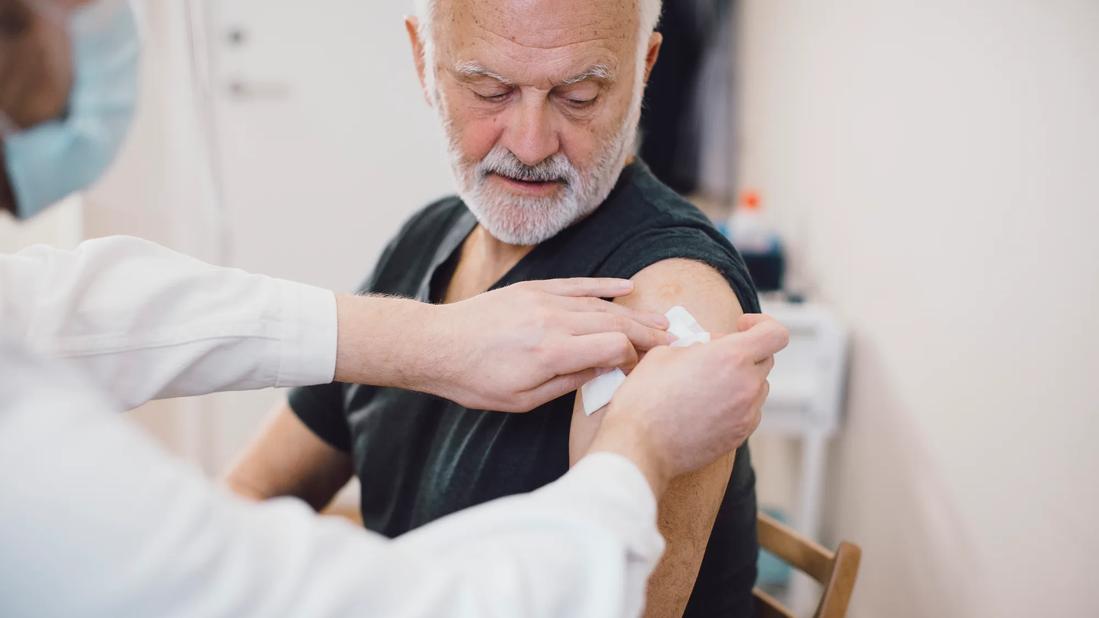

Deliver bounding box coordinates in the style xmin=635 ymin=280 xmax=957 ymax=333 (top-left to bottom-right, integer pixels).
xmin=736 ymin=1 xmax=1099 ymax=616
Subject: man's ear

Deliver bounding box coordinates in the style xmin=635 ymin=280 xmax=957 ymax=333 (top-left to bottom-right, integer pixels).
xmin=642 ymin=32 xmax=663 ymax=85
xmin=404 ymin=16 xmax=433 ymax=107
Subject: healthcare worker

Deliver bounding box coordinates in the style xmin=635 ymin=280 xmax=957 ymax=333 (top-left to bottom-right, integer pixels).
xmin=0 ymin=1 xmax=789 ymax=617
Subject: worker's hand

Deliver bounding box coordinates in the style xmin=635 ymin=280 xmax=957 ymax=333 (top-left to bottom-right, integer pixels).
xmin=421 ymin=278 xmax=673 ymax=412
xmin=587 ymin=314 xmax=789 ymax=495
xmin=0 ymin=0 xmax=74 ymax=131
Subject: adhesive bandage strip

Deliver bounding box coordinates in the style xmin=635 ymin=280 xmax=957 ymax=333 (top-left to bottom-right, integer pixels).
xmin=580 ymin=305 xmax=710 ymax=415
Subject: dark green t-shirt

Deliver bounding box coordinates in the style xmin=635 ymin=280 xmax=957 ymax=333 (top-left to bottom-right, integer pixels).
xmin=290 ymin=161 xmax=761 ymax=617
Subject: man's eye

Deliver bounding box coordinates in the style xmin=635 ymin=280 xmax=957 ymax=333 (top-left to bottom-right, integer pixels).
xmin=475 ymin=90 xmax=512 ymax=103
xmin=562 ymin=95 xmax=597 ymax=109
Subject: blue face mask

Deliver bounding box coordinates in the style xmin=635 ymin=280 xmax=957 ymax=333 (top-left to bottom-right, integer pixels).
xmin=2 ymin=0 xmax=140 ymax=220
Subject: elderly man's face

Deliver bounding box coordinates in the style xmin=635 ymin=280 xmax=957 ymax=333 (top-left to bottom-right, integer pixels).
xmin=407 ymin=0 xmax=661 ymax=245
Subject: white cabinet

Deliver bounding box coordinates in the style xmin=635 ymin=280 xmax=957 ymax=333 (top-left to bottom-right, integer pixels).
xmin=757 ymin=300 xmax=848 ymax=613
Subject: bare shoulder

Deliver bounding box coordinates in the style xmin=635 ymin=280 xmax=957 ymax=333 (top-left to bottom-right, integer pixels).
xmin=619 ymin=258 xmax=744 ymax=329
xmin=567 ymin=258 xmax=746 ymax=465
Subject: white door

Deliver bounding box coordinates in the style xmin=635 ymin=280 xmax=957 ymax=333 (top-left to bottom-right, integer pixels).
xmin=199 ymin=0 xmax=454 ymax=471
xmin=207 ymin=0 xmax=452 ymax=291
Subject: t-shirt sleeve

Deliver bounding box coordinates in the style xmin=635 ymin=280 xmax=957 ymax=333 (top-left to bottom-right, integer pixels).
xmin=288 ymin=382 xmax=351 ymax=452
xmin=596 ymin=226 xmax=762 ymax=314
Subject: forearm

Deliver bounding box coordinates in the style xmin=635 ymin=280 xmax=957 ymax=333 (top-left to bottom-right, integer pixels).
xmin=333 ymin=293 xmax=438 ymax=389
xmin=223 ymin=405 xmax=353 ymax=510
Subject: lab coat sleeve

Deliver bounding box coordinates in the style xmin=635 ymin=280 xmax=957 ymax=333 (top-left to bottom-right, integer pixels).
xmin=0 ymin=235 xmax=337 ymax=408
xmin=372 ymin=452 xmax=665 ymax=618
xmin=0 ymin=342 xmax=664 ymax=618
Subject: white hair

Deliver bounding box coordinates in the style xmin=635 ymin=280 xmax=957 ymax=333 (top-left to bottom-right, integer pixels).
xmin=414 ymin=0 xmax=662 ymax=34
xmin=414 ymin=0 xmax=661 ymax=100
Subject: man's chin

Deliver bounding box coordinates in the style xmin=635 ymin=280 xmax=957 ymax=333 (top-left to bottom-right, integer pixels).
xmin=469 ymin=207 xmax=570 ymax=247
xmin=462 ymin=185 xmax=600 ymax=246
xmin=477 ymin=220 xmax=558 ymax=247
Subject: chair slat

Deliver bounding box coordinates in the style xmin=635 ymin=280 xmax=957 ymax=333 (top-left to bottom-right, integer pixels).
xmin=757 ymin=512 xmax=834 ymax=582
xmin=754 ymin=587 xmax=797 ymax=618
xmin=753 ymin=512 xmax=862 ymax=618
xmin=816 ymin=542 xmax=862 ymax=618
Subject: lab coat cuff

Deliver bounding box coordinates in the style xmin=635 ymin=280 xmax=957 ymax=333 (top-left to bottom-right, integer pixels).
xmin=568 ymin=452 xmax=665 ymax=561
xmin=275 ymin=281 xmax=338 ymax=387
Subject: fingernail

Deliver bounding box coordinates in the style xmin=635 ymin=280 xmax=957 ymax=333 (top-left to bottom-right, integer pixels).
xmin=613 ymin=280 xmax=635 ymax=292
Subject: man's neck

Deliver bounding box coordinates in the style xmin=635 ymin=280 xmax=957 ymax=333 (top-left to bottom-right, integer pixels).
xmin=444 ymin=225 xmax=535 ymax=303
xmin=474 ymin=225 xmax=535 ymax=269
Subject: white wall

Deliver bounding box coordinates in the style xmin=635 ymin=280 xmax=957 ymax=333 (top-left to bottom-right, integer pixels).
xmin=0 ymin=197 xmax=83 ymax=252
xmin=81 ymin=0 xmax=453 ymax=472
xmin=736 ymin=1 xmax=1099 ymax=616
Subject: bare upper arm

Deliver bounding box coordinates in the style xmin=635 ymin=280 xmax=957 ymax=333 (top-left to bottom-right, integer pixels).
xmin=570 ymin=258 xmax=745 ymax=461
xmin=224 ymin=402 xmax=354 ymax=511
xmin=569 ymin=258 xmax=744 ymax=617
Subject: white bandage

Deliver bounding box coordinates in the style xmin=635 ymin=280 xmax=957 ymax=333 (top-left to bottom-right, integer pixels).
xmin=665 ymin=305 xmax=711 ymax=348
xmin=579 ymin=305 xmax=709 ymax=415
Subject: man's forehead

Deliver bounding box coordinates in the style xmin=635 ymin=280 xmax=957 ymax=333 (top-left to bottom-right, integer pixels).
xmin=437 ymin=0 xmax=639 ymax=54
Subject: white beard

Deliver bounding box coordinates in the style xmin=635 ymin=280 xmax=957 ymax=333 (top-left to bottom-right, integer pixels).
xmin=437 ymin=88 xmax=644 ymax=246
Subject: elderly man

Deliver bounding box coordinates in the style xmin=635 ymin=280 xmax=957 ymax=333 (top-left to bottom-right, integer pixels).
xmin=229 ymin=1 xmax=762 ymax=615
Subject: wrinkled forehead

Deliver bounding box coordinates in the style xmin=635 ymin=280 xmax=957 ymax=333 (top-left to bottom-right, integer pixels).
xmin=434 ymin=0 xmax=641 ymax=85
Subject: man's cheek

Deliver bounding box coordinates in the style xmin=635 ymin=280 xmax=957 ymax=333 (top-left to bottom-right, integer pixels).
xmin=455 ymin=117 xmax=501 ymax=162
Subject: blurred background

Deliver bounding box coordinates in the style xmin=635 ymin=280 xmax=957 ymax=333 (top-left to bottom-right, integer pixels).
xmin=2 ymin=1 xmax=1097 ymax=616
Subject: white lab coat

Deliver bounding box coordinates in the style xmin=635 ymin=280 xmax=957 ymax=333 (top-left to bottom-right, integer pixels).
xmin=0 ymin=236 xmax=664 ymax=618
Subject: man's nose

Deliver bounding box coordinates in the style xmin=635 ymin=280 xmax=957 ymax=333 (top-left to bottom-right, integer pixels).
xmin=501 ymin=97 xmax=560 ymax=167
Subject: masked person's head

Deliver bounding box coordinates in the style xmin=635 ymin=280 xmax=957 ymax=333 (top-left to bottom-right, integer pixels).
xmin=405 ymin=0 xmax=663 ymax=246
xmin=0 ymin=0 xmax=139 ymax=220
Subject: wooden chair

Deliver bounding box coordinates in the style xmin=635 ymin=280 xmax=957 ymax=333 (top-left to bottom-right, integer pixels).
xmin=753 ymin=512 xmax=862 ymax=618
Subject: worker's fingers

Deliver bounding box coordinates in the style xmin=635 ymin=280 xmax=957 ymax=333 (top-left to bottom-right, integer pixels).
xmin=523 ymin=368 xmax=604 ymax=409
xmin=549 ymin=332 xmax=640 ymax=376
xmin=565 ymin=312 xmax=674 ymax=351
xmin=745 ymin=380 xmax=769 ymax=433
xmin=737 ymin=312 xmax=778 ymax=332
xmin=755 ymin=379 xmax=771 ymax=408
xmin=528 ymin=277 xmax=636 ymax=299
xmin=755 ymin=354 xmax=775 ymax=375
xmin=750 ymin=380 xmax=770 ymax=419
xmin=558 ymin=295 xmax=669 ymax=329
xmin=723 ymin=319 xmax=790 ymax=363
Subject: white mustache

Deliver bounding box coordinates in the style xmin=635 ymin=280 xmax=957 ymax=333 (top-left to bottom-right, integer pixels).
xmin=477 ymin=147 xmax=577 ymax=185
